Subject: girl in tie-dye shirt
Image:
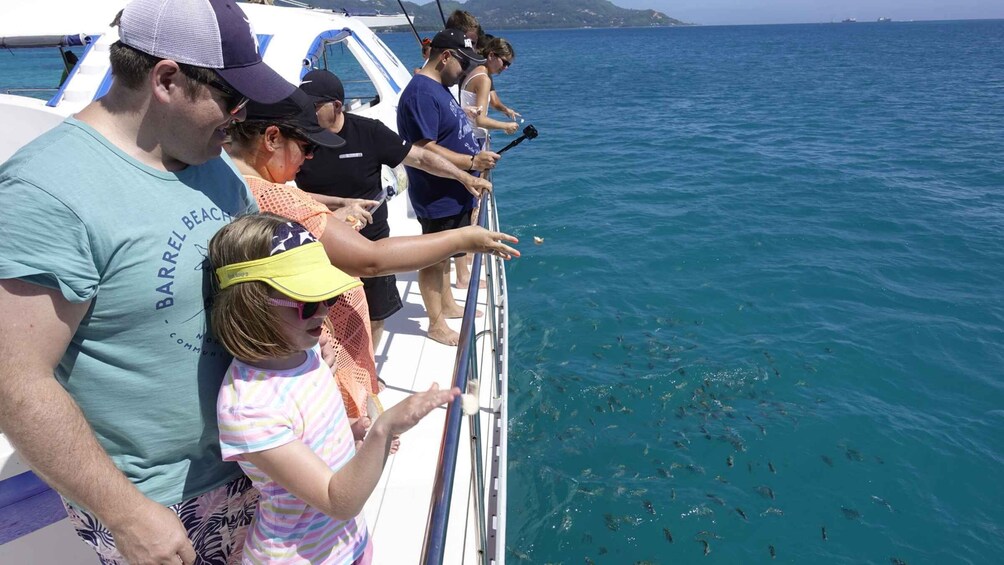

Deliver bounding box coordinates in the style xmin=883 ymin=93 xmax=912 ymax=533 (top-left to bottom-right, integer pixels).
xmin=209 ymin=214 xmax=460 ymax=564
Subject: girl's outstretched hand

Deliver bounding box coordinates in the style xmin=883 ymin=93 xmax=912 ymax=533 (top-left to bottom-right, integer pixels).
xmin=375 ymin=383 xmax=461 ymax=437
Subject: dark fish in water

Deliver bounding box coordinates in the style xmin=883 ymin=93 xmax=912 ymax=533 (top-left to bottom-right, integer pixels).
xmin=871 ymin=495 xmax=894 ymax=512
xmin=657 ymin=467 xmax=672 ymax=479
xmin=598 ymin=547 xmax=608 ymax=555
xmin=715 ymin=475 xmax=729 ymax=484
xmin=890 ymin=559 xmax=907 ymax=565
xmin=582 ymin=533 xmax=593 ymax=544
xmin=735 ymin=507 xmax=749 ymax=521
xmin=604 ymin=513 xmax=619 ymax=531
xmin=748 ymin=462 xmax=754 ymax=473
xmin=821 ymin=526 xmax=827 ymax=540
xmin=757 ymin=424 xmax=767 ymax=436
xmin=769 ymin=544 xmax=776 ymax=559
xmin=841 ymin=507 xmax=861 ymax=520
xmin=845 ymin=448 xmax=864 ymax=461
xmin=585 ymin=558 xmax=595 ymax=565
xmin=671 ymin=488 xmax=677 ymax=500
xmin=695 ymin=530 xmax=722 ymax=540
xmin=756 ymin=485 xmax=775 ymax=500
xmin=768 ymin=461 xmax=776 ymax=474
xmin=644 ymin=500 xmax=656 ymax=515
xmin=699 ymin=539 xmax=711 ymax=556
xmin=821 ymin=455 xmax=834 ymax=467
xmin=663 ymin=527 xmax=674 ymax=543
xmin=727 ymin=455 xmax=734 ymax=467
xmin=687 ymin=463 xmax=706 ymax=475
xmin=706 ymin=493 xmax=726 ymax=506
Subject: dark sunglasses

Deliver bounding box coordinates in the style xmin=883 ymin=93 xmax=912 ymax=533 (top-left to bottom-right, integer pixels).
xmin=184 ymin=71 xmax=250 ymax=116
xmin=449 ymin=50 xmax=473 ymax=72
xmin=274 ymin=126 xmax=318 ymax=156
xmin=495 ymin=54 xmax=512 ymax=69
xmin=267 ymin=296 xmax=339 ymax=320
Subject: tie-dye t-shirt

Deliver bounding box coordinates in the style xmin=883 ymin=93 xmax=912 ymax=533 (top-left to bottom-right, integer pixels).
xmin=218 ymin=346 xmax=368 ymax=564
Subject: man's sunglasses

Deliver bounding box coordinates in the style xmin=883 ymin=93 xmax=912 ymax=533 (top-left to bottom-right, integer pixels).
xmin=267 ymin=296 xmax=339 ymax=320
xmin=185 ymin=71 xmax=250 ymax=116
xmin=449 ymin=50 xmax=474 ymax=72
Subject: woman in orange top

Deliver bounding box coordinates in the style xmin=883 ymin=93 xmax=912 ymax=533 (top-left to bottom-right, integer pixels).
xmin=225 ymin=88 xmax=518 ymax=424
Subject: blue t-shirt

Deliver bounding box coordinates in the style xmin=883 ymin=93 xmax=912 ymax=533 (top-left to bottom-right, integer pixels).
xmin=0 ymin=118 xmax=256 ymax=505
xmin=397 ymin=74 xmax=479 ymax=219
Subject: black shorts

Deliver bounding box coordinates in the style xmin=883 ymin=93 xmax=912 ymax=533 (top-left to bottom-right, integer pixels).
xmin=417 ymin=210 xmax=473 ymax=258
xmin=362 ymin=274 xmax=402 ymax=321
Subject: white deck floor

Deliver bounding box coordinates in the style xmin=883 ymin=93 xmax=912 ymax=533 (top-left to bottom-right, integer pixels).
xmin=0 ymin=191 xmax=504 ymax=565
xmin=366 ymin=192 xmax=504 ymax=565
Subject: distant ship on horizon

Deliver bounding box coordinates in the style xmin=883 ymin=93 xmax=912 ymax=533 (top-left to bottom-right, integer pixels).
xmin=878 ymin=17 xmax=892 ymax=23
xmin=841 ymin=18 xmax=857 ymax=23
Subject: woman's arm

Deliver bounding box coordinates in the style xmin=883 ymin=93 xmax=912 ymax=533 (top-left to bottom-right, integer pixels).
xmin=489 ymin=90 xmax=520 ymax=120
xmin=244 ymin=384 xmax=460 ymax=521
xmin=469 ymin=75 xmax=518 ymax=133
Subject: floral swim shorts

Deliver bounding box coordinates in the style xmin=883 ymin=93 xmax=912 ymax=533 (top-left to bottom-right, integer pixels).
xmin=63 ymin=475 xmax=258 ymax=565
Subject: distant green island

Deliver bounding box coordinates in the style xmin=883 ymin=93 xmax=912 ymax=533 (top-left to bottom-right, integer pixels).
xmin=306 ymin=0 xmax=688 ymax=29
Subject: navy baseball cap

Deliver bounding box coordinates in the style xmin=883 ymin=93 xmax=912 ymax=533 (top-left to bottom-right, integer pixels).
xmin=430 ymin=28 xmax=485 ymax=65
xmin=118 ymin=0 xmax=295 ymax=103
xmin=244 ymin=88 xmax=346 ymax=149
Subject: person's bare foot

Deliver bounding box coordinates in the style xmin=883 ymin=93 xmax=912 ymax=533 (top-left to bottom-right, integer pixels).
xmin=428 ymin=323 xmax=460 ymax=346
xmin=443 ymin=304 xmax=483 ymax=319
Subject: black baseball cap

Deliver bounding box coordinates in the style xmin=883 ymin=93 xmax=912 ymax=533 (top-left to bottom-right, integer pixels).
xmin=244 ymin=88 xmax=345 ymax=148
xmin=299 ymin=69 xmax=344 ymax=103
xmin=430 ymin=28 xmax=486 ymax=65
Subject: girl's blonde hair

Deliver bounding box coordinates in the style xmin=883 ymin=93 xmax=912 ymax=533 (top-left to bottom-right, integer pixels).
xmin=209 ymin=213 xmax=298 ymax=363
xmin=480 ymin=37 xmax=514 ymax=61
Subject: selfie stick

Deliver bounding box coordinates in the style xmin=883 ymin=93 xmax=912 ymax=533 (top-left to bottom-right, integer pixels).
xmin=496 ymin=124 xmax=539 ymax=155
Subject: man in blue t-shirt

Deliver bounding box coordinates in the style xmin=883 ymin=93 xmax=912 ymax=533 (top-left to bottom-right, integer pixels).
xmin=0 ymin=0 xmax=295 ymax=562
xmin=397 ymin=28 xmax=501 ymax=345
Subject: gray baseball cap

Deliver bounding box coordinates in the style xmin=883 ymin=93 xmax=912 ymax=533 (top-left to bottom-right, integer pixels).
xmin=118 ymin=0 xmax=295 ymax=103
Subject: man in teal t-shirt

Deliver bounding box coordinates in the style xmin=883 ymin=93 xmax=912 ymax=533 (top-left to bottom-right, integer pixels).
xmin=0 ymin=0 xmax=295 ymax=563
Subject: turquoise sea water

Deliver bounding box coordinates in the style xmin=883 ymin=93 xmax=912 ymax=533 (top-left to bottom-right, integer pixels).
xmin=4 ymin=20 xmax=1003 ymax=565
xmin=395 ymin=21 xmax=1004 ymax=564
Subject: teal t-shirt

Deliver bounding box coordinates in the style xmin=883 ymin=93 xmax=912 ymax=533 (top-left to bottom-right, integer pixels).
xmin=0 ymin=118 xmax=257 ymax=505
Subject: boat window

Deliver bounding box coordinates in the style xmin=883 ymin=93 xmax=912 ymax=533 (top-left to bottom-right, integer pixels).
xmin=318 ymin=40 xmax=380 ymax=110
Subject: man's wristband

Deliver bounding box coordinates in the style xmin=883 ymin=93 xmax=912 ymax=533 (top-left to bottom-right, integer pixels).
xmin=469 ymin=154 xmax=476 ymax=171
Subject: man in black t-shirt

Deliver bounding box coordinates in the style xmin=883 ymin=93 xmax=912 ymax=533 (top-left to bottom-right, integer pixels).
xmin=297 ymin=70 xmax=491 ymax=349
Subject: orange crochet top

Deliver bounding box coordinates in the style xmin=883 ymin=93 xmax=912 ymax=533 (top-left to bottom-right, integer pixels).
xmin=246 ymin=175 xmax=380 ymax=419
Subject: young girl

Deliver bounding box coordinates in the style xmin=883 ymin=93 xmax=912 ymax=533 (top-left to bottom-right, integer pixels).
xmin=210 ymin=213 xmax=460 ymax=564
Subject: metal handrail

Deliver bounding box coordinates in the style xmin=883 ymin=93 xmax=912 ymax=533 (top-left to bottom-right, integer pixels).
xmin=422 ymin=153 xmax=507 ymax=564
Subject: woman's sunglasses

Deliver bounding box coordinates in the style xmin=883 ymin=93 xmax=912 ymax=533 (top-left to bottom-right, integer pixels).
xmin=267 ymin=296 xmax=339 ymax=320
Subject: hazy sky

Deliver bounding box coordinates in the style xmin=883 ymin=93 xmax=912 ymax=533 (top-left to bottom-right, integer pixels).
xmin=416 ymin=1 xmax=1004 ymax=26
xmin=618 ymin=0 xmax=1004 ymax=25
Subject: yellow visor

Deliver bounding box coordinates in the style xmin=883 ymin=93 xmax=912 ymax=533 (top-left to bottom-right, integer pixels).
xmin=216 ymin=241 xmax=361 ymax=302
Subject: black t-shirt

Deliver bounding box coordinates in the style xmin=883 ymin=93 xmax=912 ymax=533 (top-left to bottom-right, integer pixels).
xmin=296 ymin=113 xmax=411 ymax=240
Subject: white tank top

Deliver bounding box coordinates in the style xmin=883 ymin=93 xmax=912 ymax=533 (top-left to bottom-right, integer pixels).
xmin=461 ymin=71 xmax=489 ymax=131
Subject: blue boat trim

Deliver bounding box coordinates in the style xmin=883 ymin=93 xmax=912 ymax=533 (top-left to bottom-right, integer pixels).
xmin=0 ymin=471 xmax=67 ymax=544
xmin=48 ymin=35 xmax=99 ymax=107
xmin=256 ymin=34 xmax=272 ymax=56
xmin=301 ymin=29 xmax=399 ymax=93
